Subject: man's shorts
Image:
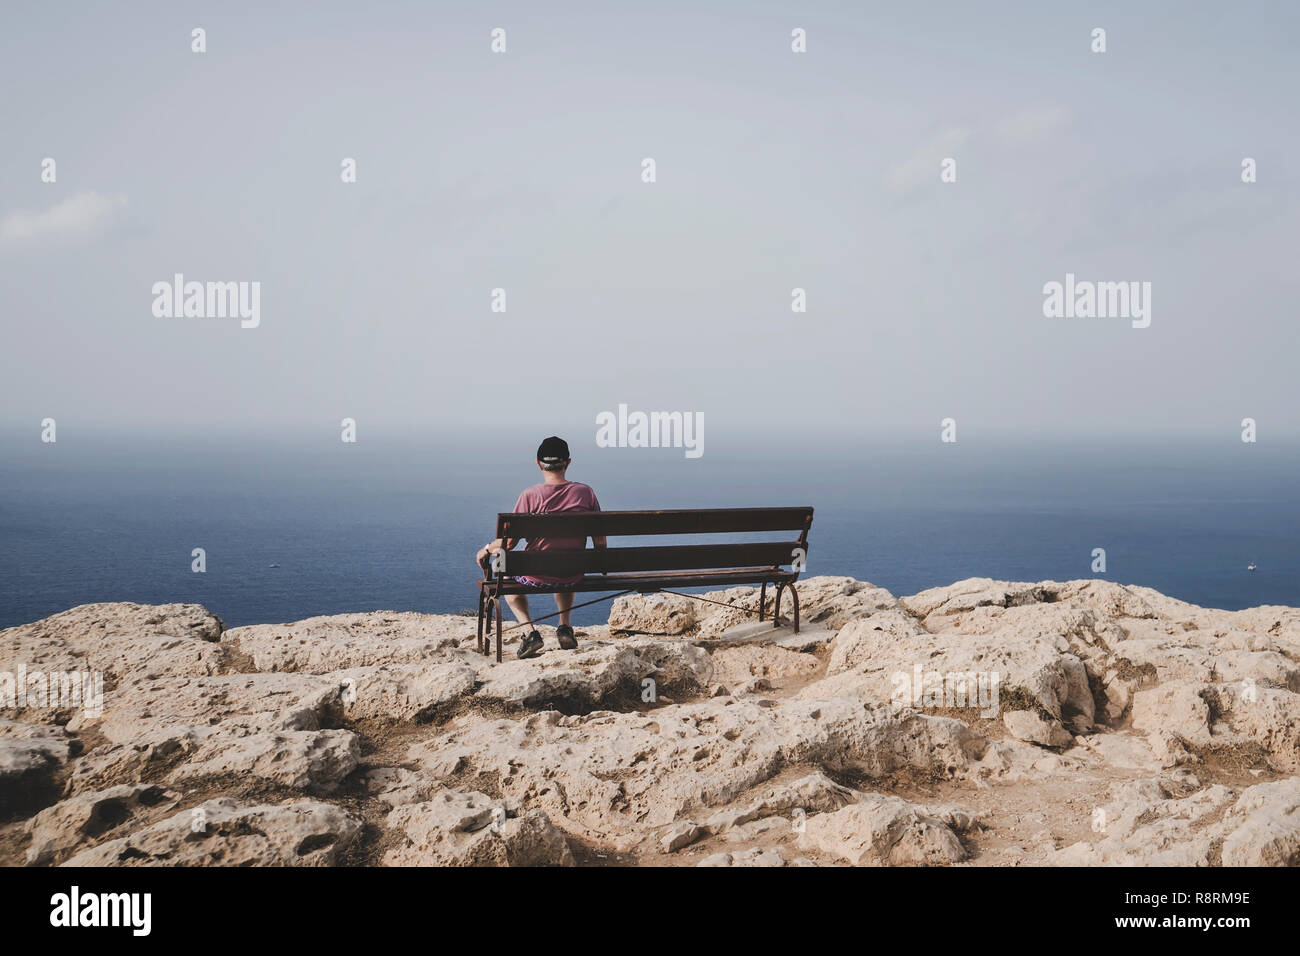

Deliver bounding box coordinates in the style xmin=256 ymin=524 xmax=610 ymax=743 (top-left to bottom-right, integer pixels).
xmin=513 ymin=576 xmax=581 ymax=588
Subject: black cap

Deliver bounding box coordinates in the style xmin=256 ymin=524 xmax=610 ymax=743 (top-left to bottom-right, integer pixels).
xmin=537 ymin=436 xmax=570 ymax=464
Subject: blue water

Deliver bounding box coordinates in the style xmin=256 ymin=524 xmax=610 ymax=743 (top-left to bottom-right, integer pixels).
xmin=1 ymin=430 xmax=1296 ymax=629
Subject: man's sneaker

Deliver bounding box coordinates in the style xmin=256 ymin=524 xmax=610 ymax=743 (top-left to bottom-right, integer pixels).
xmin=556 ymin=625 xmax=578 ymax=650
xmin=517 ymin=631 xmax=544 ymax=659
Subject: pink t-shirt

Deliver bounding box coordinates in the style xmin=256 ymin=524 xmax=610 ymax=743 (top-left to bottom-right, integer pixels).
xmin=512 ymin=481 xmax=601 ymax=584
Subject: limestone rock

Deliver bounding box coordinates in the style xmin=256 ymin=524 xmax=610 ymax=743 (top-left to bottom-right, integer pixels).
xmin=61 ymin=798 xmax=361 ymax=866
xmin=70 ymin=672 xmax=346 ymax=743
xmin=970 ymin=736 xmax=1088 ymax=782
xmin=26 ymin=784 xmax=177 ymax=866
xmin=799 ymin=794 xmax=970 ymax=866
xmin=6 ymin=580 xmax=1300 ymax=868
xmin=383 ymin=789 xmax=573 ymax=866
xmin=1219 ymin=778 xmax=1300 ymax=866
xmin=812 ymin=615 xmax=1093 ymax=728
xmin=661 ymin=821 xmax=702 ymax=853
xmin=223 ymin=611 xmax=467 ymax=673
xmin=0 ymin=603 xmax=227 ymax=724
xmin=902 ymin=578 xmax=1155 ymax=623
xmin=0 ymin=719 xmax=72 ymax=816
xmin=1071 ymin=732 xmax=1164 ymax=773
xmin=827 ymin=610 xmax=930 ymax=674
xmin=404 ymin=698 xmax=981 ymax=847
xmin=361 ymin=767 xmax=442 ymax=808
xmin=723 ymin=816 xmax=788 ymax=842
xmin=1203 ymin=683 xmax=1300 ymax=773
xmin=703 ymin=772 xmax=858 ymax=833
xmin=328 ymin=662 xmax=476 ymax=722
xmin=698 ymin=847 xmax=810 ymax=867
xmin=1109 ymin=631 xmax=1298 ymax=688
xmin=1131 ymin=681 xmax=1211 ymax=741
xmin=1003 ymin=710 xmax=1073 ymax=748
xmin=472 ymin=639 xmax=710 ymax=710
xmin=692 ymin=577 xmax=900 ymax=641
xmin=707 ymin=647 xmax=816 ymax=691
xmin=2 ymin=602 xmax=222 ymax=647
xmin=609 ymin=594 xmax=699 ymax=635
xmin=1056 ymin=777 xmax=1228 ymax=865
xmin=173 ymin=729 xmax=361 ymax=794
xmin=65 ymin=727 xmax=208 ymax=795
xmin=1056 ymin=776 xmax=1300 ymax=866
xmin=624 ymin=638 xmax=715 ymax=692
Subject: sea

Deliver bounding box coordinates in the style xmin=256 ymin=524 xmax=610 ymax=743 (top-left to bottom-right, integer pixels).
xmin=2 ymin=429 xmax=1296 ymax=629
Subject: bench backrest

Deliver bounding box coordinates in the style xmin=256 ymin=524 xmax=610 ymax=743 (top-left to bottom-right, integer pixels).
xmin=493 ymin=507 xmax=812 ymax=578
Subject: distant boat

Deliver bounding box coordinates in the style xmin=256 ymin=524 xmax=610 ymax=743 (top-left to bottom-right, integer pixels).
xmin=269 ymin=564 xmax=280 ymax=568
xmin=1247 ymin=562 xmax=1256 ymax=571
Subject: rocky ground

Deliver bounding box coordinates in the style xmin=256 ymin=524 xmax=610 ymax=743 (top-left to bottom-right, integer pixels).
xmin=2 ymin=576 xmax=1298 ymax=867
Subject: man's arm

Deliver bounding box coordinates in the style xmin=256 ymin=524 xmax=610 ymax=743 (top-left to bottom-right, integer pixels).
xmin=479 ymin=491 xmax=529 ymax=568
xmin=475 ymin=537 xmax=516 ymax=569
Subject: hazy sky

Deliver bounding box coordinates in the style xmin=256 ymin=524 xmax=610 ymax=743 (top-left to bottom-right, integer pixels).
xmin=2 ymin=0 xmax=1297 ymax=446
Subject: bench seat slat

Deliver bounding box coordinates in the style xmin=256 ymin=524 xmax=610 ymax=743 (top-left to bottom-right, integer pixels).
xmin=503 ymin=541 xmax=802 ymax=577
xmin=483 ymin=567 xmax=797 ymax=594
xmin=497 ymin=506 xmax=813 ymax=540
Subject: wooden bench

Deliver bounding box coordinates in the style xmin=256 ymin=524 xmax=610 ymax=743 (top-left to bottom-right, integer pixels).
xmin=475 ymin=506 xmax=813 ymax=661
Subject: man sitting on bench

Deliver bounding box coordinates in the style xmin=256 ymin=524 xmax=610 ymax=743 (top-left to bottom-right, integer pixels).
xmin=474 ymin=436 xmax=606 ymax=659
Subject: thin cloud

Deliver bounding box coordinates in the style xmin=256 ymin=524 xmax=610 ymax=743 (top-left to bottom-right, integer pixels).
xmin=0 ymin=191 xmax=127 ymax=242
xmin=886 ymin=128 xmax=968 ymax=194
xmin=994 ymin=106 xmax=1069 ymax=147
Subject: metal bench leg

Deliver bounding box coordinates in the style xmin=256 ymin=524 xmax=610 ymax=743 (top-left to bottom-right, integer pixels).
xmin=789 ymin=584 xmax=801 ymax=633
xmin=772 ymin=583 xmax=784 ymax=629
xmin=476 ymin=591 xmax=485 ymax=654
xmin=759 ymin=582 xmax=767 ymax=622
xmin=495 ymin=594 xmax=504 ymax=663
